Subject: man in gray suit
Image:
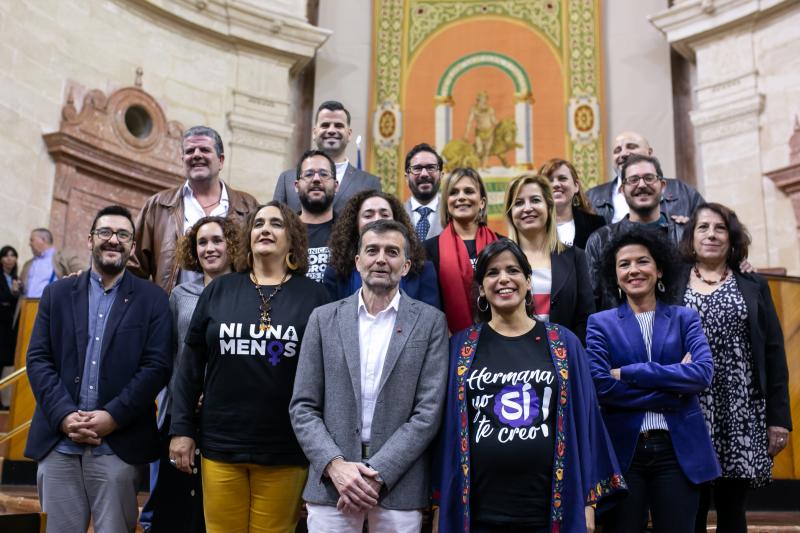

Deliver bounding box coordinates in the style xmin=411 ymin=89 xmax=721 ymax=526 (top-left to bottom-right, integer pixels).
xmin=274 ymin=101 xmax=382 ymax=214
xmin=290 ymin=219 xmax=448 ymax=532
xmin=403 ymin=143 xmax=444 ymax=241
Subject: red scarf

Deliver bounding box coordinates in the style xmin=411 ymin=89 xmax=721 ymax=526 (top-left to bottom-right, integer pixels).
xmin=438 ymin=223 xmax=498 ymax=333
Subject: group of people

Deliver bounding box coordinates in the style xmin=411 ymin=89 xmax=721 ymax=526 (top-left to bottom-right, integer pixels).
xmin=16 ymin=100 xmax=791 ymax=533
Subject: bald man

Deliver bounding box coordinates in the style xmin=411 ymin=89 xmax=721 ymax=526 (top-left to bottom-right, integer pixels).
xmin=587 ymin=131 xmax=704 ymax=224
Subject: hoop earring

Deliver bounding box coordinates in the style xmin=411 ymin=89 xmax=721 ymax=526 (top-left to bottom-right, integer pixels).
xmin=476 ymin=295 xmax=489 ymax=312
xmin=524 ymin=291 xmax=532 ymax=306
xmin=618 ymin=286 xmax=623 ymax=300
xmin=657 ymin=279 xmax=665 ymax=293
xmin=247 ymin=251 xmax=253 ymax=268
xmin=285 ymin=252 xmax=299 ymax=271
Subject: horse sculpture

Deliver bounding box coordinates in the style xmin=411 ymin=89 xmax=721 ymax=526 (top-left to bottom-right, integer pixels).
xmin=442 ymin=118 xmax=520 ymax=171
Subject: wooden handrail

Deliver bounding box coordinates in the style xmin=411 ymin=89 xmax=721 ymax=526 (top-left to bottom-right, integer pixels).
xmin=0 ymin=420 xmax=31 ymax=445
xmin=0 ymin=366 xmax=26 ymax=391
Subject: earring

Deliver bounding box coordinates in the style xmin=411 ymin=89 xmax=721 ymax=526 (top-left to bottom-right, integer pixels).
xmin=572 ymin=195 xmax=580 ymax=207
xmin=618 ymin=286 xmax=623 ymax=300
xmin=285 ymin=252 xmax=299 ymax=271
xmin=657 ymin=279 xmax=665 ymax=293
xmin=476 ymin=295 xmax=489 ymax=312
xmin=247 ymin=251 xmax=253 ymax=268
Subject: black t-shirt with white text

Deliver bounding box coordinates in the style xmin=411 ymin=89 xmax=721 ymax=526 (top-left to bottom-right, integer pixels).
xmin=468 ymin=321 xmax=555 ymax=526
xmin=179 ymin=271 xmax=330 ymax=465
xmin=306 ymin=219 xmax=333 ymax=283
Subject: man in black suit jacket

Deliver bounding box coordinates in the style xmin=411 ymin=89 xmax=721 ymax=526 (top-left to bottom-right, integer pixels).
xmin=273 ymin=101 xmax=381 ymax=214
xmin=26 ymin=205 xmax=171 ymax=533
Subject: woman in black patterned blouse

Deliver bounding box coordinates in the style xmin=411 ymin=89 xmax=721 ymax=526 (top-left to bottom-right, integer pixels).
xmin=678 ymin=202 xmax=791 ymax=533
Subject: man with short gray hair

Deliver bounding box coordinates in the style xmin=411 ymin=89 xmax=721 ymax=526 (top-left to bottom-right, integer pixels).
xmin=20 ymin=228 xmax=83 ymax=298
xmin=290 ymin=219 xmax=447 ymax=532
xmin=128 ymin=125 xmax=258 ymax=293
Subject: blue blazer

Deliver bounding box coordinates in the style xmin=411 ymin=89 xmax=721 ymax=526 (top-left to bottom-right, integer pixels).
xmin=585 ymin=301 xmax=720 ymax=484
xmin=322 ymin=260 xmax=440 ymax=309
xmin=25 ymin=271 xmax=172 ymax=464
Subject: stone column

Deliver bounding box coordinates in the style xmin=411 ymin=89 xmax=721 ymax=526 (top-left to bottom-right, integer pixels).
xmin=434 ymin=96 xmax=454 ymax=153
xmin=650 ymin=0 xmax=800 ymax=272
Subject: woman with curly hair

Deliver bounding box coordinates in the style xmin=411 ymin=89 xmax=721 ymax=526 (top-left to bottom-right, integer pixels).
xmin=539 ymin=158 xmax=605 ymax=249
xmin=146 ymin=215 xmax=238 ymax=532
xmin=323 ymin=189 xmax=439 ymax=307
xmin=586 ymin=227 xmax=720 ymax=532
xmin=170 ymin=202 xmax=330 ymax=533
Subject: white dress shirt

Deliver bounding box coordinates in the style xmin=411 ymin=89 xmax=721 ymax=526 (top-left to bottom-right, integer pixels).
xmin=556 ymin=219 xmax=576 ymax=247
xmin=357 ymin=288 xmax=400 ymax=443
xmin=611 ymin=175 xmax=629 ymax=223
xmin=179 ymin=180 xmax=230 ymax=284
xmin=409 ymin=195 xmax=440 ymax=226
xmin=182 ymin=180 xmax=230 ymax=232
xmin=335 ymin=159 xmax=349 ymax=188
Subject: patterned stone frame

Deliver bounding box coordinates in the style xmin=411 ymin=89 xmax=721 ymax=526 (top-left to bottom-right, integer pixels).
xmin=368 ymin=0 xmax=605 ymax=194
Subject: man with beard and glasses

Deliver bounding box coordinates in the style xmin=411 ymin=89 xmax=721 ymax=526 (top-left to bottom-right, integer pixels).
xmin=25 ymin=205 xmax=172 ymax=533
xmin=129 ymin=125 xmax=259 ymax=294
xmin=402 ymin=143 xmax=444 ymax=241
xmin=274 ymin=101 xmax=382 ymax=214
xmin=584 ymin=154 xmax=686 ymax=310
xmin=297 ymin=149 xmax=338 ymax=282
xmin=587 ymin=130 xmax=704 ymax=224
xmin=291 ymin=219 xmax=447 ymax=533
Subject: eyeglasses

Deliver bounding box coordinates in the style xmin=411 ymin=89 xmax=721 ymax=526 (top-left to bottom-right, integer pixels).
xmin=622 ymin=173 xmax=660 ymax=186
xmin=408 ymin=164 xmax=440 ymax=175
xmin=299 ymin=169 xmax=335 ymax=181
xmin=92 ymin=228 xmax=133 ymax=243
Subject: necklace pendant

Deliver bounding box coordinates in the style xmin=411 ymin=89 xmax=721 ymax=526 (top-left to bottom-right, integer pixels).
xmin=260 ymin=323 xmax=268 ymax=332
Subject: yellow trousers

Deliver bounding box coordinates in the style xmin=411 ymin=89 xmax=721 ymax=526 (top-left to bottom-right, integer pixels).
xmin=201 ymin=457 xmax=307 ymax=533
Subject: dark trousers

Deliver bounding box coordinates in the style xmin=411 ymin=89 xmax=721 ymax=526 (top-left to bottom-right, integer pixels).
xmin=604 ymin=431 xmax=699 ymax=533
xmin=695 ymin=478 xmax=749 ymax=533
xmin=472 ymin=522 xmax=548 ymax=533
xmin=144 ymin=415 xmax=206 ymax=533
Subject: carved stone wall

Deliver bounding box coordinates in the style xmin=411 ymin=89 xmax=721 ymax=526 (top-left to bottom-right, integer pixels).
xmin=44 ymin=84 xmax=185 ymax=262
xmin=650 ymin=0 xmax=800 ymax=274
xmin=0 ymin=0 xmax=328 ymax=263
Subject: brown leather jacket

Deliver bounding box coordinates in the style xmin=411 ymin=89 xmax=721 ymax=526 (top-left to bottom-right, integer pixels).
xmin=128 ymin=183 xmax=259 ymax=293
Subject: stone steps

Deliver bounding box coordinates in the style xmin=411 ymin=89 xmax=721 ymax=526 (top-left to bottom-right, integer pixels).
xmin=1 ymin=485 xmax=799 ymax=531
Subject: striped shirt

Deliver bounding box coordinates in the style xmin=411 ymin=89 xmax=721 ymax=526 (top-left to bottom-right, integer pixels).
xmin=634 ymin=310 xmax=669 ymax=432
xmin=531 ymin=268 xmax=552 ymax=323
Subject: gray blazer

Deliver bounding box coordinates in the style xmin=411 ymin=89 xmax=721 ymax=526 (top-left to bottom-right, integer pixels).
xmin=289 ymin=292 xmax=448 ymax=509
xmin=403 ymin=197 xmax=443 ymax=240
xmin=273 ymin=163 xmax=382 ymax=214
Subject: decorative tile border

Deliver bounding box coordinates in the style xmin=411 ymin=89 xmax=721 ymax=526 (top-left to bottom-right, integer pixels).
xmin=369 ymin=0 xmax=605 ymax=192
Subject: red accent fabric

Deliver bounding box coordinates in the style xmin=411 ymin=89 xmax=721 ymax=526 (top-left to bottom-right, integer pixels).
xmin=438 ymin=223 xmax=498 ymax=333
xmin=532 ymin=292 xmax=551 ymax=317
